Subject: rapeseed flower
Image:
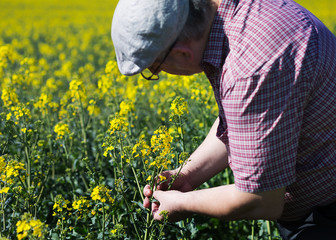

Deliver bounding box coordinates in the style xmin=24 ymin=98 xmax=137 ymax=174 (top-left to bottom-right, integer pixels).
xmin=72 ymin=197 xmax=91 ymax=218
xmin=9 ymin=104 xmax=31 ymax=124
xmin=69 ymin=78 xmax=87 ymax=103
xmin=170 ymin=97 xmax=188 ymax=118
xmin=119 ymin=99 xmax=134 ymax=116
xmin=108 ymin=114 xmax=128 ymax=135
xmin=54 ymin=123 xmax=70 ymax=140
xmin=0 ymin=155 xmax=25 ymax=185
xmin=16 ymin=213 xmax=46 ymax=240
xmin=87 ymin=99 xmax=101 ymax=116
xmin=53 ymin=194 xmax=72 ymax=215
xmin=0 ymin=186 xmax=10 ymax=194
xmin=132 ymin=137 xmax=151 ymax=159
xmin=1 ymin=88 xmax=19 ymax=107
xmin=34 ymin=93 xmax=52 ymax=115
xmin=91 ymin=185 xmax=114 ymax=204
xmin=151 ymin=126 xmax=173 ymax=158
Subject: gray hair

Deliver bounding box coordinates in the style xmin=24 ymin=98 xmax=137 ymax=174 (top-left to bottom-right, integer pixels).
xmin=178 ymin=0 xmax=213 ymax=42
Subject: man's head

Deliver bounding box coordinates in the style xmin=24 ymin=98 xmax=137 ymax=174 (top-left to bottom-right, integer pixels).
xmin=111 ymin=0 xmax=214 ymax=77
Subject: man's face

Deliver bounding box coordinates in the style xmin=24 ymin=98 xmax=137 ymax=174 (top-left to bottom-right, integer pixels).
xmin=147 ymin=41 xmax=204 ymax=77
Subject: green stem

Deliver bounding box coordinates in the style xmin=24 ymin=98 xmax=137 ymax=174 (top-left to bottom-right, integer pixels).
xmin=266 ymin=220 xmax=272 ymax=240
xmin=79 ymin=100 xmax=88 ymax=158
xmin=132 ymin=167 xmax=144 ymax=201
xmin=24 ymin=134 xmax=31 ymax=193
xmin=102 ymin=203 xmax=105 ymax=240
xmin=144 ymin=211 xmax=151 ymax=240
xmin=251 ymin=220 xmax=256 ymax=240
xmin=121 ymin=192 xmax=142 ymax=239
xmin=178 ymin=116 xmax=185 ymax=152
xmin=225 ymin=168 xmax=230 ymax=185
xmin=1 ymin=190 xmax=5 ymax=231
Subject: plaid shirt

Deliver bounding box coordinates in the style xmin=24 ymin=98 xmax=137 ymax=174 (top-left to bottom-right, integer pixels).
xmin=201 ymin=0 xmax=336 ymax=221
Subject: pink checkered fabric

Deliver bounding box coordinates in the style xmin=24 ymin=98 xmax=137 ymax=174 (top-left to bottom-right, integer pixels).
xmin=201 ymin=0 xmax=336 ymax=221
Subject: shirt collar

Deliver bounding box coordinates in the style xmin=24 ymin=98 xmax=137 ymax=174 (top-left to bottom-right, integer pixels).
xmin=201 ymin=0 xmax=239 ymax=70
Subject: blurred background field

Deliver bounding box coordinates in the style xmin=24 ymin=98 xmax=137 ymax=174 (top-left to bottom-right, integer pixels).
xmin=0 ymin=0 xmax=335 ymax=239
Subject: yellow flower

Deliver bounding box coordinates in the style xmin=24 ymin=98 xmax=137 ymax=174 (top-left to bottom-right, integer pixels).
xmin=87 ymin=99 xmax=101 ymax=116
xmin=105 ymin=60 xmax=117 ymax=74
xmin=1 ymin=88 xmax=19 ymax=107
xmin=16 ymin=213 xmax=46 ymax=240
xmin=151 ymin=126 xmax=173 ymax=158
xmin=146 ymin=175 xmax=152 ymax=181
xmin=132 ymin=137 xmax=151 ymax=158
xmin=0 ymin=186 xmax=10 ymax=194
xmin=54 ymin=123 xmax=70 ymax=140
xmin=53 ymin=195 xmax=71 ymax=215
xmin=33 ymin=93 xmax=52 ymax=115
xmin=91 ymin=185 xmax=114 ymax=204
xmin=69 ymin=79 xmax=86 ymax=103
xmin=119 ymin=99 xmax=134 ymax=116
xmin=158 ymin=175 xmax=166 ymax=182
xmin=108 ymin=114 xmax=128 ymax=135
xmin=170 ymin=96 xmax=189 ymax=118
xmin=0 ymin=156 xmax=26 ymax=184
xmin=72 ymin=197 xmax=91 ymax=215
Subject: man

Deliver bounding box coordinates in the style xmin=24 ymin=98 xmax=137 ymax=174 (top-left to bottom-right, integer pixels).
xmin=111 ymin=0 xmax=336 ymax=239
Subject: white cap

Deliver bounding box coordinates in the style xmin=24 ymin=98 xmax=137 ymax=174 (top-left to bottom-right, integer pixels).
xmin=111 ymin=0 xmax=189 ymax=75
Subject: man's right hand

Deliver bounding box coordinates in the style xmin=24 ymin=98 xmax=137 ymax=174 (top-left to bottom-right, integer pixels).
xmin=143 ymin=169 xmax=194 ymax=209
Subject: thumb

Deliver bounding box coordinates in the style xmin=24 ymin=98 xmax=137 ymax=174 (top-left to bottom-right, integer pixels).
xmin=153 ymin=190 xmax=163 ymax=202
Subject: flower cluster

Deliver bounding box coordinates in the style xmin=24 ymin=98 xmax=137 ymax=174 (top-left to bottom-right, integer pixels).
xmin=132 ymin=136 xmax=151 ymax=159
xmin=53 ymin=194 xmax=72 ymax=216
xmin=54 ymin=123 xmax=70 ymax=140
xmin=16 ymin=213 xmax=46 ymax=240
xmin=108 ymin=114 xmax=128 ymax=136
xmin=0 ymin=155 xmax=25 ymax=185
xmin=1 ymin=88 xmax=19 ymax=107
xmin=72 ymin=196 xmax=91 ymax=218
xmin=90 ymin=185 xmax=114 ymax=204
xmin=151 ymin=126 xmax=173 ymax=158
xmin=169 ymin=96 xmax=189 ymax=120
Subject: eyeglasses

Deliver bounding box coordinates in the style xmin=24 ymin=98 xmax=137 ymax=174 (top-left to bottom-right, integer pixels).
xmin=141 ymin=41 xmax=177 ymax=81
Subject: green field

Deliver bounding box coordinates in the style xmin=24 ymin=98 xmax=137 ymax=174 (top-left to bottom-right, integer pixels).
xmin=0 ymin=0 xmax=335 ymax=239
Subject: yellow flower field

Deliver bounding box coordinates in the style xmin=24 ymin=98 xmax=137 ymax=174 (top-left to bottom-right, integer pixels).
xmin=0 ymin=0 xmax=335 ymax=239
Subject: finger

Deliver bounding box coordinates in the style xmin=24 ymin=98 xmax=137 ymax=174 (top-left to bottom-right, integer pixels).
xmin=153 ymin=209 xmax=163 ymax=221
xmin=152 ymin=201 xmax=160 ymax=214
xmin=153 ymin=190 xmax=164 ymax=202
xmin=143 ymin=185 xmax=152 ymax=197
xmin=143 ymin=197 xmax=151 ymax=209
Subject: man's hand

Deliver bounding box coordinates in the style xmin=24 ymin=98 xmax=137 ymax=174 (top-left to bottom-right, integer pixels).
xmin=143 ymin=169 xmax=194 ymax=221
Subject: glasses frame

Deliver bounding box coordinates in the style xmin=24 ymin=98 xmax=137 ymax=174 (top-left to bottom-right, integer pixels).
xmin=141 ymin=40 xmax=177 ymax=81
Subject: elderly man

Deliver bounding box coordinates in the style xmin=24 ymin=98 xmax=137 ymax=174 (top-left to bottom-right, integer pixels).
xmin=111 ymin=0 xmax=336 ymax=239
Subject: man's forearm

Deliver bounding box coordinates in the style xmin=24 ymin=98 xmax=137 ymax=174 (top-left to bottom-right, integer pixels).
xmin=181 ymin=117 xmax=229 ymax=189
xmin=179 ymin=184 xmax=285 ymax=220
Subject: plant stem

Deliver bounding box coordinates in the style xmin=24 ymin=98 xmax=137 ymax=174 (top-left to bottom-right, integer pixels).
xmin=266 ymin=220 xmax=272 ymax=240
xmin=251 ymin=220 xmax=256 ymax=240
xmin=121 ymin=191 xmax=142 ymax=239
xmin=102 ymin=203 xmax=105 ymax=240
xmin=144 ymin=211 xmax=151 ymax=240
xmin=132 ymin=167 xmax=144 ymax=201
xmin=1 ymin=191 xmax=5 ymax=231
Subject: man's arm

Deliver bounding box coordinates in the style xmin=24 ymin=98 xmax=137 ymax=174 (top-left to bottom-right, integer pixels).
xmin=180 ymin=117 xmax=229 ymax=189
xmin=152 ymin=184 xmax=285 ymax=221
